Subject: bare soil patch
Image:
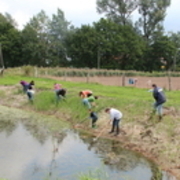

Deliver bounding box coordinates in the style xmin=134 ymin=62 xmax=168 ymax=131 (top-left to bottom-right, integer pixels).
xmin=45 ymin=75 xmax=180 ymax=90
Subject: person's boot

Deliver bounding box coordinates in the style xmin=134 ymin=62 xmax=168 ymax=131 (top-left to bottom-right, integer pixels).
xmin=158 ymin=115 xmax=162 ymax=121
xmin=114 ymin=132 xmax=119 ymax=136
xmin=109 ymin=130 xmax=114 ymax=134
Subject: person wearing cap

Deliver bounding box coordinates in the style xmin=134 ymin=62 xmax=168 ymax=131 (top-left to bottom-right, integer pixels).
xmin=151 ymin=84 xmax=166 ymax=120
xmin=105 ymin=108 xmax=123 ymax=136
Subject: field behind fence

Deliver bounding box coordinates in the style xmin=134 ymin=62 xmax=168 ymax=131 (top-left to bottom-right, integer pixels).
xmin=5 ymin=66 xmax=180 ymax=90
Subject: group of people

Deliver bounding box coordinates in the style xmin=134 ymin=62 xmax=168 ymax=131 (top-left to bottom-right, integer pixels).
xmin=80 ymin=83 xmax=166 ymax=136
xmin=79 ymin=90 xmax=99 ymax=128
xmin=20 ymin=80 xmax=166 ymax=137
xmin=79 ymin=90 xmax=123 ymax=136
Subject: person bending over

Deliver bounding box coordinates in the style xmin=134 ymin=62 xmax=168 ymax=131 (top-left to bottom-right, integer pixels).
xmin=105 ymin=107 xmax=123 ymax=136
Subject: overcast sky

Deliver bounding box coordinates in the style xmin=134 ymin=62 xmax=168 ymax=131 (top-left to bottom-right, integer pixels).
xmin=0 ymin=0 xmax=179 ymax=33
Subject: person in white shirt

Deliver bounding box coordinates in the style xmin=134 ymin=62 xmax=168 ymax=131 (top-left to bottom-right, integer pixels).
xmin=105 ymin=108 xmax=123 ymax=136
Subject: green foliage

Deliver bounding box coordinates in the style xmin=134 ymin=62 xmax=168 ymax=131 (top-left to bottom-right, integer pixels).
xmin=0 ymin=13 xmax=22 ymax=67
xmin=22 ymin=65 xmax=34 ymax=76
xmin=65 ymin=18 xmax=145 ymax=70
xmin=137 ymin=0 xmax=171 ymax=43
xmin=78 ymin=168 xmax=109 ymax=180
xmin=96 ymin=0 xmax=138 ymax=25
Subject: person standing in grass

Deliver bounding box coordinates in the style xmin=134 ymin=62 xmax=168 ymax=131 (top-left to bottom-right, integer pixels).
xmin=105 ymin=107 xmax=123 ymax=136
xmin=151 ymin=84 xmax=166 ymax=120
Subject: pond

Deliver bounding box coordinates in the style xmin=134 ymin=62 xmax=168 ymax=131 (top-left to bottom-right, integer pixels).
xmin=0 ymin=114 xmax=175 ymax=180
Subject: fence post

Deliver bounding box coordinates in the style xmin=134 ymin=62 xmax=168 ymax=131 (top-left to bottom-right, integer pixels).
xmin=64 ymin=70 xmax=67 ymax=81
xmin=167 ymin=70 xmax=171 ymax=91
xmin=86 ymin=70 xmax=89 ymax=83
xmin=122 ymin=72 xmax=125 ymax=86
xmin=34 ymin=67 xmax=38 ymax=77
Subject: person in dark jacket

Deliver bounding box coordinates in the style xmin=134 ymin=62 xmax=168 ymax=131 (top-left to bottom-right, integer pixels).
xmin=56 ymin=88 xmax=67 ymax=102
xmin=26 ymin=81 xmax=35 ymax=102
xmin=152 ymin=84 xmax=166 ymax=120
xmin=89 ymin=110 xmax=98 ymax=128
xmin=20 ymin=80 xmax=29 ymax=93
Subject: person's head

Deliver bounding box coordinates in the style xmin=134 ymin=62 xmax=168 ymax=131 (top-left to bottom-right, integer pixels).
xmin=79 ymin=91 xmax=83 ymax=96
xmin=30 ymin=80 xmax=35 ymax=85
xmin=94 ymin=96 xmax=98 ymax=99
xmin=105 ymin=108 xmax=110 ymax=113
xmin=20 ymin=80 xmax=26 ymax=85
xmin=152 ymin=84 xmax=157 ymax=88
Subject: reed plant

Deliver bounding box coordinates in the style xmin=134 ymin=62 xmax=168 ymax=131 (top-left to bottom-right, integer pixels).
xmin=5 ymin=66 xmax=180 ymax=78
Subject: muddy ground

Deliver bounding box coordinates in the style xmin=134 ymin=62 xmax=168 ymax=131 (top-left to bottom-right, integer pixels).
xmin=0 ymin=77 xmax=180 ymax=180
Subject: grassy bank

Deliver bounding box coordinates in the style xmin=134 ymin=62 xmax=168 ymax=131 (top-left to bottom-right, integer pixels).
xmin=0 ymin=73 xmax=180 ymax=180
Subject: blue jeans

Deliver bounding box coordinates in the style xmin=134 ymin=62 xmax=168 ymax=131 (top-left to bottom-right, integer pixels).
xmin=153 ymin=102 xmax=163 ymax=116
xmin=111 ymin=118 xmax=120 ymax=134
xmin=82 ymin=98 xmax=91 ymax=109
xmin=27 ymin=92 xmax=33 ymax=101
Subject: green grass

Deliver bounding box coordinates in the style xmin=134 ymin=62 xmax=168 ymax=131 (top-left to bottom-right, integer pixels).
xmin=1 ymin=73 xmax=180 ymax=123
xmin=0 ymin=72 xmax=180 ymax=180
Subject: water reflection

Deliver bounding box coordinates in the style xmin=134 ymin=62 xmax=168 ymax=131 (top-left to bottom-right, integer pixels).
xmin=0 ymin=119 xmax=175 ymax=180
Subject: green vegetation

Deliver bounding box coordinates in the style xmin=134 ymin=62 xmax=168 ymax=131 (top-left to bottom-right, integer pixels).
xmin=0 ymin=72 xmax=179 ymax=124
xmin=0 ymin=72 xmax=180 ymax=180
xmin=1 ymin=1 xmax=180 ymax=72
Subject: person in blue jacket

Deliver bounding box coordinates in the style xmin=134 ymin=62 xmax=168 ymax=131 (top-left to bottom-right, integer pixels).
xmin=152 ymin=84 xmax=166 ymax=120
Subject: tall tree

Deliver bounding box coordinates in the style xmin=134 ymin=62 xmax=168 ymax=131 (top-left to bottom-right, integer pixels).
xmin=49 ymin=8 xmax=71 ymax=66
xmin=65 ymin=25 xmax=98 ymax=68
xmin=168 ymin=32 xmax=180 ymax=70
xmin=0 ymin=13 xmax=22 ymax=67
xmin=4 ymin=12 xmax=18 ymax=28
xmin=96 ymin=0 xmax=139 ymax=25
xmin=149 ymin=36 xmax=176 ymax=71
xmin=136 ymin=0 xmax=171 ymax=43
xmin=94 ymin=18 xmax=145 ymax=70
xmin=65 ymin=18 xmax=145 ymax=70
xmin=22 ymin=10 xmax=51 ymax=66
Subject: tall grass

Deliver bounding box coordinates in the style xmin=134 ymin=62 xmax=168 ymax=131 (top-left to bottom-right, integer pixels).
xmin=0 ymin=72 xmax=180 ymax=180
xmin=5 ymin=66 xmax=180 ymax=78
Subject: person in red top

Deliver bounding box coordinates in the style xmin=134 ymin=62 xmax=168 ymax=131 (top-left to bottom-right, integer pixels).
xmin=79 ymin=90 xmax=93 ymax=98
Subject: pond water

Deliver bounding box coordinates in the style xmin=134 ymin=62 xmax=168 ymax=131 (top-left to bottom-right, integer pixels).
xmin=0 ymin=120 xmax=175 ymax=180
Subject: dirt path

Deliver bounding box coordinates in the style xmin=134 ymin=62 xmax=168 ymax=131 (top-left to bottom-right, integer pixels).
xmin=0 ymin=84 xmax=179 ymax=180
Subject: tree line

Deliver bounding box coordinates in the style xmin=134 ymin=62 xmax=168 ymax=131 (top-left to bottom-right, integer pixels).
xmin=1 ymin=0 xmax=180 ymax=72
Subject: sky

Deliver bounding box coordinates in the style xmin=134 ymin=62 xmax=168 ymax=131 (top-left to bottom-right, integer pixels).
xmin=0 ymin=0 xmax=180 ymax=33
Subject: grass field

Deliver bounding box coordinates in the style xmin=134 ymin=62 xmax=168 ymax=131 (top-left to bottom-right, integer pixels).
xmin=0 ymin=72 xmax=180 ymax=180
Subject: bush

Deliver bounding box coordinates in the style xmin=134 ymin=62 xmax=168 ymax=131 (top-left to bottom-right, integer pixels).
xmin=22 ymin=65 xmax=34 ymax=76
